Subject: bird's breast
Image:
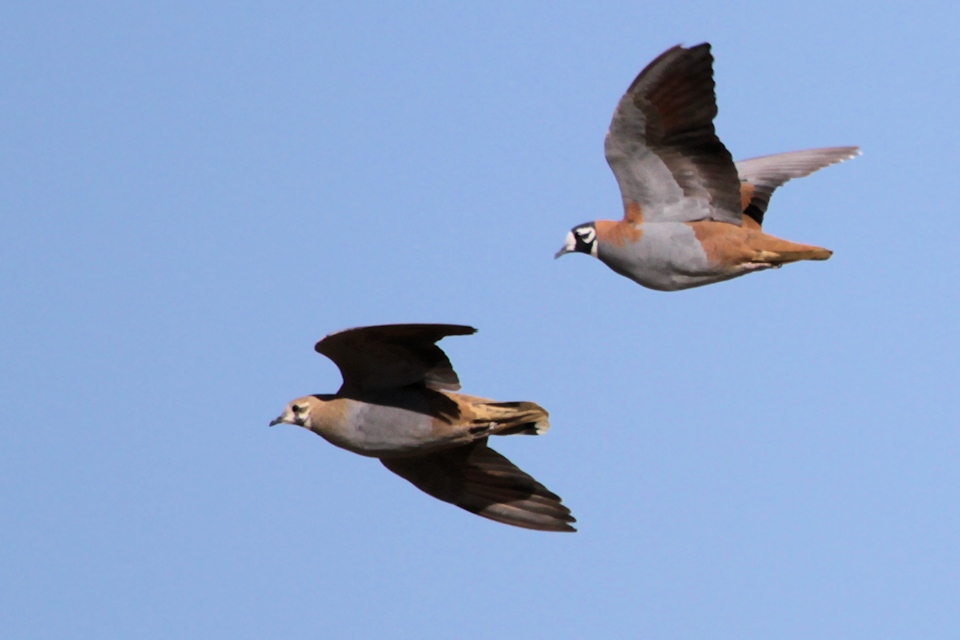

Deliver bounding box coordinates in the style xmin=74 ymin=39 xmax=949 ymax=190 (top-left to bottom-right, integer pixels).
xmin=313 ymin=394 xmax=466 ymax=458
xmin=597 ymin=222 xmax=722 ymax=290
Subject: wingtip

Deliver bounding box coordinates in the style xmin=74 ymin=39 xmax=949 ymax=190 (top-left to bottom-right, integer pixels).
xmin=536 ymin=520 xmax=577 ymax=533
xmin=552 ymin=512 xmax=578 ymax=533
xmin=313 ymin=323 xmax=479 ymax=353
xmin=837 ymin=145 xmax=862 ymax=159
xmin=438 ymin=324 xmax=479 ymax=338
xmin=835 ymin=146 xmax=862 ymax=161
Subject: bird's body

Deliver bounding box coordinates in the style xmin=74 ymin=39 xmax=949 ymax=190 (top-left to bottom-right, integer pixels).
xmin=555 ymin=43 xmax=858 ymax=291
xmin=592 ymin=217 xmax=833 ymax=291
xmin=290 ymin=391 xmax=547 ymax=458
xmin=271 ymin=324 xmax=574 ymax=532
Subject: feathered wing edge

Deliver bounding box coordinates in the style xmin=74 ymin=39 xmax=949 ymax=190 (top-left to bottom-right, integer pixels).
xmin=381 ymin=439 xmax=576 ymax=532
xmin=736 ymin=146 xmax=860 ymax=226
xmin=315 ymin=324 xmax=477 ymax=394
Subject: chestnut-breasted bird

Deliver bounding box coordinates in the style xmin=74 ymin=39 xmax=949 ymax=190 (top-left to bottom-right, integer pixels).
xmin=555 ymin=42 xmax=858 ymax=291
xmin=271 ymin=324 xmax=575 ymax=532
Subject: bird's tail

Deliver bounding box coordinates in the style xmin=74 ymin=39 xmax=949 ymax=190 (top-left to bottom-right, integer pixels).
xmin=474 ymin=400 xmax=550 ymax=436
xmin=750 ymin=235 xmax=833 ymax=264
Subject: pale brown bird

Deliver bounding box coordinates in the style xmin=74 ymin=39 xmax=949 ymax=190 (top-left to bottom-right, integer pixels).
xmin=270 ymin=324 xmax=575 ymax=532
xmin=555 ymin=42 xmax=859 ymax=291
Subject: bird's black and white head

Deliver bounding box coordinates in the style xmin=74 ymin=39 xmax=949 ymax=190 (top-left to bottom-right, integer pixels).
xmin=269 ymin=396 xmax=318 ymax=429
xmin=555 ymin=222 xmax=598 ymax=259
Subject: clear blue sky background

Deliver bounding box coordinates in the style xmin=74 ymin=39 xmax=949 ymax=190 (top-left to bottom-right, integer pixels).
xmin=3 ymin=2 xmax=957 ymax=638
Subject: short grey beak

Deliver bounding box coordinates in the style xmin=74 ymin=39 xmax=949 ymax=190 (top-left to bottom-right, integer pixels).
xmin=554 ymin=246 xmax=572 ymax=259
xmin=269 ymin=416 xmax=284 ymax=427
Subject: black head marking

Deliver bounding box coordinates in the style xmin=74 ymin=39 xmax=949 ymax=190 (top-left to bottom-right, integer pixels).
xmin=571 ymin=222 xmax=597 ymax=254
xmin=555 ymin=221 xmax=599 ymax=259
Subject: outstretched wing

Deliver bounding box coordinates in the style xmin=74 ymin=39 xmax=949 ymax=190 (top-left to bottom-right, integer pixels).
xmin=604 ymin=43 xmax=742 ymax=226
xmin=381 ymin=439 xmax=576 ymax=532
xmin=316 ymin=324 xmax=477 ymax=394
xmin=736 ymin=146 xmax=860 ymax=226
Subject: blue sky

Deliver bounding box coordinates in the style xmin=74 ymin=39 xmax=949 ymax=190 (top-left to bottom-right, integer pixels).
xmin=3 ymin=2 xmax=959 ymax=638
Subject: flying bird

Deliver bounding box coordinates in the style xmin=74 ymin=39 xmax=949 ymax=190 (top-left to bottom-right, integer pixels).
xmin=270 ymin=324 xmax=575 ymax=532
xmin=555 ymin=43 xmax=859 ymax=291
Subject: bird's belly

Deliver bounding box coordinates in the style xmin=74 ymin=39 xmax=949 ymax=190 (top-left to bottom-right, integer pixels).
xmin=599 ymin=223 xmax=740 ymax=291
xmin=321 ymin=397 xmax=463 ymax=458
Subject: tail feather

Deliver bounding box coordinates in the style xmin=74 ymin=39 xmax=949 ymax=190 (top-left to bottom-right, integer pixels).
xmin=779 ymin=247 xmax=833 ymax=262
xmin=478 ymin=401 xmax=550 ymax=436
xmin=750 ymin=233 xmax=833 ymax=265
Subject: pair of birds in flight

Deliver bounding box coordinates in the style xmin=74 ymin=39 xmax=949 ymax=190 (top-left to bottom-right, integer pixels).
xmin=271 ymin=43 xmax=858 ymax=532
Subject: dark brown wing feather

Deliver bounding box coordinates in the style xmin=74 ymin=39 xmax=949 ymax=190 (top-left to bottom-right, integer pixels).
xmin=316 ymin=324 xmax=476 ymax=394
xmin=605 ymin=43 xmax=742 ymax=224
xmin=381 ymin=440 xmax=576 ymax=532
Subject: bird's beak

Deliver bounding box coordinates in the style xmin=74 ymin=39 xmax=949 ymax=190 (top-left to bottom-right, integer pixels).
xmin=554 ymin=231 xmax=576 ymax=259
xmin=269 ymin=415 xmax=285 ymax=427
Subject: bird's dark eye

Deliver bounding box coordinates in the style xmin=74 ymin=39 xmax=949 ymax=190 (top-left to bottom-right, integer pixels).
xmin=291 ymin=404 xmax=301 ymax=413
